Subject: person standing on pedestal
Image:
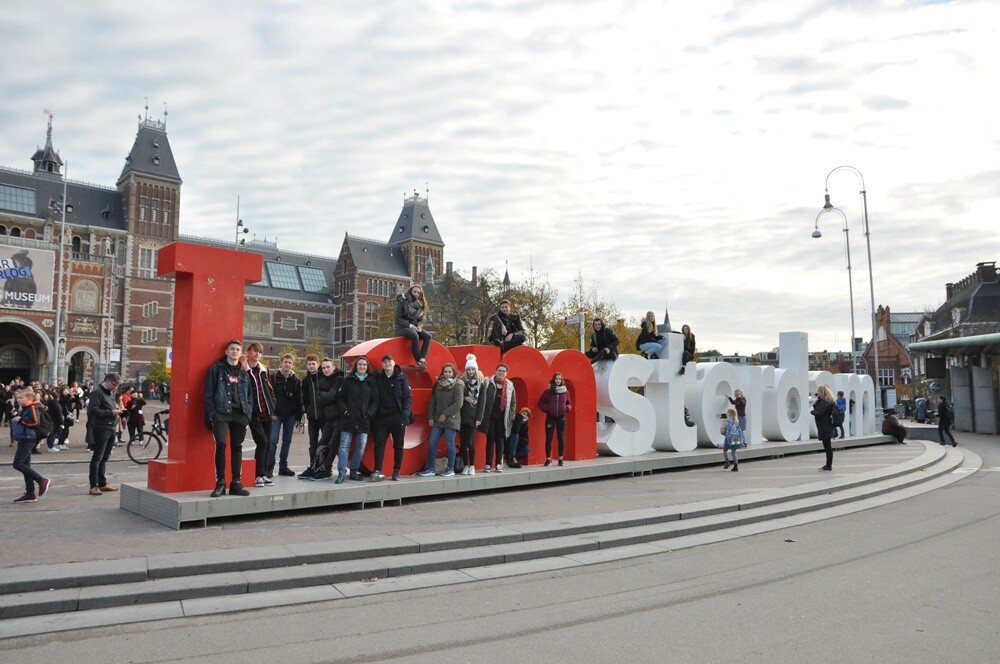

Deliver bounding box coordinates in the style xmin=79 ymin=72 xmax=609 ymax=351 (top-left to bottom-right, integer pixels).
xmin=269 ymin=354 xmax=303 ymax=477
xmin=371 ymin=354 xmax=413 ymax=482
xmin=299 ymin=355 xmax=323 ymax=476
xmin=204 ymin=340 xmax=253 ymax=497
xmin=243 ymin=342 xmax=277 ymax=485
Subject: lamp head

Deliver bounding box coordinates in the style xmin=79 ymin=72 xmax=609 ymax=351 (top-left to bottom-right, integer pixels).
xmin=64 ymin=203 xmax=74 ymax=214
xmin=823 ymin=194 xmax=833 ymax=211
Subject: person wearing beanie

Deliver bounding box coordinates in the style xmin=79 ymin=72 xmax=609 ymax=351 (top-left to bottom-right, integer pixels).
xmin=459 ymin=354 xmax=484 ymax=474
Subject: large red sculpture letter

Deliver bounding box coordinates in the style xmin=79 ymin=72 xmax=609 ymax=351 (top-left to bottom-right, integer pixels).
xmin=147 ymin=242 xmax=262 ymax=492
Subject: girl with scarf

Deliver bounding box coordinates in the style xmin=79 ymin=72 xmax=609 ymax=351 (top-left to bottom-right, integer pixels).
xmin=419 ymin=363 xmax=465 ymax=477
xmin=538 ymin=372 xmax=572 ymax=466
xmin=334 ymin=357 xmax=379 ymax=483
xmin=459 ymin=354 xmax=484 ymax=475
xmin=476 ymin=363 xmax=516 ymax=472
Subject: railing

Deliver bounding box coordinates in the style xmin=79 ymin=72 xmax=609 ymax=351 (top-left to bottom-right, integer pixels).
xmin=0 ymin=235 xmax=55 ymax=251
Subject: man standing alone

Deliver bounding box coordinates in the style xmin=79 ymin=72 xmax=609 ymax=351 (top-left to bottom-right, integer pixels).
xmin=86 ymin=373 xmax=122 ymax=496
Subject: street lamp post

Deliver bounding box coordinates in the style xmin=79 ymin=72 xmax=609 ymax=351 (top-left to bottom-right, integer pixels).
xmin=812 ymin=206 xmax=858 ymax=374
xmin=51 ymin=163 xmax=73 ymax=383
xmin=823 ymin=165 xmax=880 ymax=409
xmin=235 ymin=195 xmax=249 ymax=248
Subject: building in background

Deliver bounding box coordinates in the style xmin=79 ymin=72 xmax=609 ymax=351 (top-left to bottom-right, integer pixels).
xmin=0 ymin=113 xmax=446 ymax=383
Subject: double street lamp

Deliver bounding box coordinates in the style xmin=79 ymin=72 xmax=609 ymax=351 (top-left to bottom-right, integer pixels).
xmin=812 ymin=206 xmax=857 ymax=374
xmin=817 ymin=165 xmax=880 ymax=408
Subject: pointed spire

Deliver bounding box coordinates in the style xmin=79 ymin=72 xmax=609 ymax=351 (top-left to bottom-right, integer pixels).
xmin=503 ymin=260 xmax=511 ymax=288
xmin=31 ymin=109 xmax=63 ymax=176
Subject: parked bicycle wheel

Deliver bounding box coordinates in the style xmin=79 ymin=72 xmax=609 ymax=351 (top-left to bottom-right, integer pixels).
xmin=127 ymin=432 xmax=164 ymax=464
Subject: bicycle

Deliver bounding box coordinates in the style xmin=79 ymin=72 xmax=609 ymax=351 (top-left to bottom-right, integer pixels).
xmin=127 ymin=409 xmax=168 ymax=464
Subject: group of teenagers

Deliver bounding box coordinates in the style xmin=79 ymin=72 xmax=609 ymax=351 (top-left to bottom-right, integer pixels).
xmin=204 ymin=340 xmax=576 ymax=498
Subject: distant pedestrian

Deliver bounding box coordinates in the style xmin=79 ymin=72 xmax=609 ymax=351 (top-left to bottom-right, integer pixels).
xmin=937 ymin=396 xmax=956 ymax=447
xmin=10 ymin=387 xmax=52 ymax=503
xmin=720 ymin=406 xmax=745 ymax=472
xmin=728 ymin=389 xmax=747 ymax=433
xmin=811 ymin=385 xmax=836 ymax=471
xmin=881 ymin=409 xmax=907 ymax=445
xmin=835 ymin=391 xmax=848 ymax=439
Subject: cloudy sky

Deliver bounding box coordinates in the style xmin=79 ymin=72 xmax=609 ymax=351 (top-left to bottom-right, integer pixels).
xmin=2 ymin=0 xmax=997 ymax=355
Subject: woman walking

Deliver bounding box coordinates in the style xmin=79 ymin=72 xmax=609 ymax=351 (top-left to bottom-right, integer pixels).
xmin=937 ymin=396 xmax=957 ymax=447
xmin=395 ymin=286 xmax=431 ymax=370
xmin=10 ymin=387 xmax=51 ymax=503
xmin=538 ymin=372 xmax=572 ymax=467
xmin=419 ymin=363 xmax=464 ymax=477
xmin=811 ymin=385 xmax=837 ymax=471
xmin=334 ymin=357 xmax=379 ymax=483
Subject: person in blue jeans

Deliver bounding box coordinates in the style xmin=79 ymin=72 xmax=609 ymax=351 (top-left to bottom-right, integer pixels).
xmin=269 ymin=353 xmax=303 ymax=477
xmin=334 ymin=357 xmax=378 ymax=483
xmin=419 ymin=364 xmax=464 ymax=477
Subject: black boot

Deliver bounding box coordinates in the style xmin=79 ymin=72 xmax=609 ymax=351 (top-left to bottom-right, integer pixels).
xmin=210 ymin=482 xmax=225 ymax=498
xmin=229 ymin=481 xmax=250 ymax=497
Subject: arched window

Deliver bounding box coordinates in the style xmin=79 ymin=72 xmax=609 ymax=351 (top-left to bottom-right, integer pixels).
xmin=72 ymin=279 xmax=101 ymax=312
xmin=10 ymin=227 xmax=21 ymax=237
xmin=0 ymin=226 xmax=6 ymax=235
xmin=72 ymin=236 xmax=82 ymax=258
xmin=24 ymin=228 xmax=35 ymax=239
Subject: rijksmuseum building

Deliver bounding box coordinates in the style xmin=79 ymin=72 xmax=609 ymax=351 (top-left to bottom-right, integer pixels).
xmin=0 ymin=112 xmax=445 ymax=385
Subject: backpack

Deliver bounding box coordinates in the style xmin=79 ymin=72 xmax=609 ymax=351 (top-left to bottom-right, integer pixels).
xmin=725 ymin=421 xmax=746 ymax=449
xmin=32 ymin=404 xmax=55 ymax=438
xmin=830 ymin=402 xmax=845 ymax=427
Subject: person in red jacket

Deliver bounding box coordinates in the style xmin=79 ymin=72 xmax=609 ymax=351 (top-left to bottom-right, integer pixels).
xmin=538 ymin=372 xmax=572 ymax=467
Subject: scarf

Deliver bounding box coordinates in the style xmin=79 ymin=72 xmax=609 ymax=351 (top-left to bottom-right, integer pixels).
xmin=355 ymin=372 xmax=367 ymax=382
xmin=437 ymin=377 xmax=456 ymax=390
xmin=554 ymin=385 xmax=567 ymax=394
xmin=465 ymin=374 xmax=480 ymax=404
xmin=495 ymin=377 xmax=508 ymax=412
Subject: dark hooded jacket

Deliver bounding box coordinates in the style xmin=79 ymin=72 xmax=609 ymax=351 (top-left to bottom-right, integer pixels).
xmin=335 ymin=371 xmax=379 ymax=432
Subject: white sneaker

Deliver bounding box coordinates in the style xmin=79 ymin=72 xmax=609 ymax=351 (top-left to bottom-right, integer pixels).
xmin=496 ymin=463 xmax=503 ymax=473
xmin=484 ymin=465 xmax=491 ymax=473
xmin=262 ymin=476 xmax=274 ymax=486
xmin=255 ymin=476 xmax=266 ymax=487
xmin=468 ymin=466 xmax=475 ymax=476
xmin=48 ymin=447 xmax=61 ymax=453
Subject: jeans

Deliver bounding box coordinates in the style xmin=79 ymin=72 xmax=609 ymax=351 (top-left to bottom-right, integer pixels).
xmin=212 ymin=411 xmax=249 ymax=484
xmin=396 ymin=327 xmax=431 ymax=364
xmin=89 ymin=426 xmax=116 ymax=488
xmin=46 ymin=429 xmax=60 ymax=450
xmin=738 ymin=416 xmax=746 ymax=434
xmin=268 ymin=414 xmax=298 ymax=471
xmin=13 ymin=436 xmax=43 ymax=495
xmin=639 ymin=341 xmax=666 ymax=358
xmin=544 ymin=415 xmax=566 ymax=459
xmin=372 ymin=414 xmax=406 ymax=473
xmin=424 ymin=426 xmax=456 ymax=473
xmin=338 ymin=430 xmax=368 ymax=474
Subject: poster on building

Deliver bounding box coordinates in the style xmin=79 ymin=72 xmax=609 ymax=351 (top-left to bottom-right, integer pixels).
xmin=0 ymin=245 xmax=55 ymax=310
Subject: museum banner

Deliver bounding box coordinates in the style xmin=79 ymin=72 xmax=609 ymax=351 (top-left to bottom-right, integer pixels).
xmin=0 ymin=245 xmax=55 ymax=310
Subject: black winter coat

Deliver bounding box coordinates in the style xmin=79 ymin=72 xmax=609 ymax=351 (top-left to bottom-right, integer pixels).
xmin=335 ymin=373 xmax=379 ymax=432
xmin=271 ymin=370 xmax=303 ymax=418
xmin=589 ymin=327 xmax=619 ymax=359
xmin=316 ymin=370 xmax=345 ymax=423
xmin=811 ymin=398 xmax=836 ymax=440
xmin=374 ymin=366 xmax=414 ymax=424
xmin=301 ymin=371 xmax=322 ymax=421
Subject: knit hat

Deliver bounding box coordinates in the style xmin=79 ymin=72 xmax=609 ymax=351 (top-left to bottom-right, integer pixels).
xmin=519 ymin=407 xmax=531 ymax=416
xmin=465 ymin=353 xmax=478 ymax=371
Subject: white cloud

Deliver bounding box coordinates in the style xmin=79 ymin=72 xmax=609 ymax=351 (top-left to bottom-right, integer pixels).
xmin=1 ymin=0 xmax=998 ymax=354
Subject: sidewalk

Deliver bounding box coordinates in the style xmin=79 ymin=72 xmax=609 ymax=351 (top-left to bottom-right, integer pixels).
xmin=0 ymin=427 xmax=930 ymax=569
